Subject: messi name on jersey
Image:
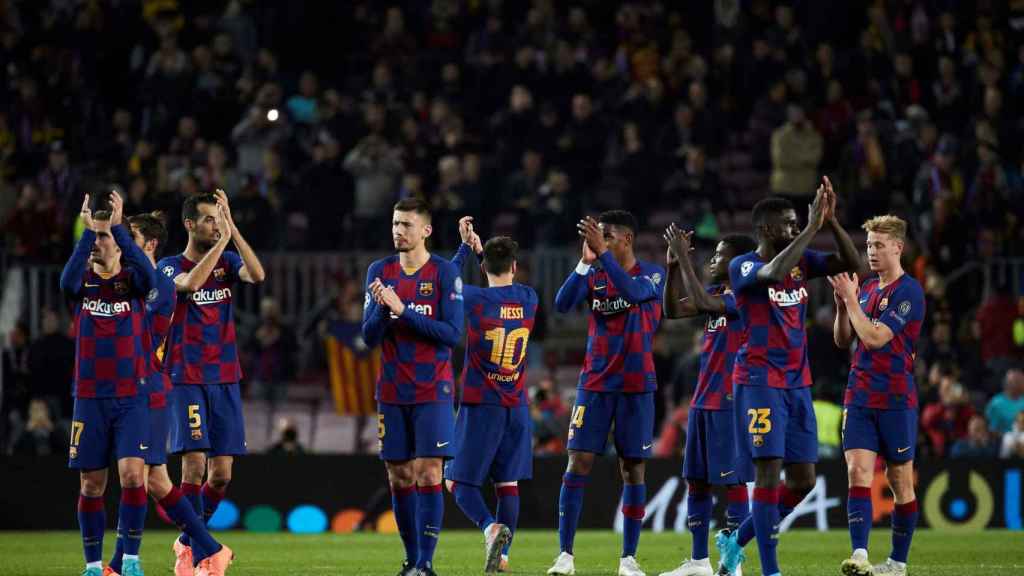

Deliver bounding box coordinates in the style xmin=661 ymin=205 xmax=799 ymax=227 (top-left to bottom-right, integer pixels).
xmin=81 ymin=297 xmax=132 ymax=317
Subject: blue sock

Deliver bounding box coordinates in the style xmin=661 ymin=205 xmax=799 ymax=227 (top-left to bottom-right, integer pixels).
xmin=621 ymin=483 xmax=646 ymax=558
xmin=110 ymin=532 xmax=124 ymax=573
xmin=558 ymin=473 xmax=588 ymax=554
xmin=452 ymin=483 xmax=494 ymax=530
xmin=77 ymin=495 xmax=105 ymax=565
xmin=778 ymin=485 xmax=807 ymax=520
xmin=890 ymin=500 xmax=918 ymax=563
xmin=726 ymin=485 xmax=750 ymax=534
xmin=391 ymin=485 xmax=419 ymax=565
xmin=752 ymin=487 xmax=781 ymax=576
xmin=736 ymin=514 xmax=755 ymax=546
xmin=416 ymin=484 xmax=444 ymax=569
xmin=686 ymin=484 xmax=712 ymax=560
xmin=848 ymin=486 xmax=872 ymax=552
xmin=178 ymin=483 xmax=203 ymax=548
xmin=496 ymin=485 xmax=520 ymax=556
xmin=160 ymin=487 xmax=221 ymax=563
xmin=118 ymin=486 xmax=147 ymax=557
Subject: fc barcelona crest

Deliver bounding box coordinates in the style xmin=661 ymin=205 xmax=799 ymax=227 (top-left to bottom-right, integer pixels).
xmin=419 ymin=282 xmax=434 ymax=296
xmin=879 ymin=297 xmax=889 ymax=311
xmin=789 ymin=267 xmax=803 ymax=281
xmin=213 ymin=268 xmax=225 ymax=281
xmin=752 ymin=435 xmax=764 ymax=447
xmin=114 ymin=280 xmax=129 ymax=295
xmin=191 ymin=429 xmax=203 ymax=440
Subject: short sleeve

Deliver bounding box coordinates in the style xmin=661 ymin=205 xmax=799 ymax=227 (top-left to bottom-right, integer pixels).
xmin=877 ymin=280 xmax=925 ymax=335
xmin=729 ymin=253 xmax=763 ymax=293
xmin=157 ymin=257 xmax=182 ymax=281
xmin=802 ymin=249 xmax=830 ymax=279
xmin=224 ymin=251 xmax=244 ymax=283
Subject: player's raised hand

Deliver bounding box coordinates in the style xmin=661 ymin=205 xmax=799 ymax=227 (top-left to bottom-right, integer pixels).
xmin=470 ymin=231 xmax=484 ymax=255
xmin=823 ymin=175 xmax=838 ymax=223
xmin=827 ymin=272 xmax=859 ymax=303
xmin=213 ymin=188 xmax=234 ymax=226
xmin=369 ymin=278 xmax=387 ymax=305
xmin=109 ymin=190 xmax=124 ymax=226
xmin=664 ymin=223 xmax=694 ymax=263
xmin=577 ymin=216 xmax=607 ymax=257
xmin=458 ymin=216 xmax=475 ymax=245
xmin=807 ymin=184 xmax=827 ymax=232
xmin=79 ymin=194 xmax=94 ymax=231
xmin=216 ymin=203 xmax=233 ymax=243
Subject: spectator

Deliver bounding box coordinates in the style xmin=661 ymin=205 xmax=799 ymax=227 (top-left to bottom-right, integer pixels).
xmin=247 ymin=297 xmax=297 ymax=410
xmin=3 ymin=181 xmax=60 ymax=263
xmin=286 ymin=71 xmax=320 ymax=125
xmin=840 ymin=111 xmax=888 ymax=225
xmin=1000 ymin=410 xmax=1024 ymax=459
xmin=503 ymin=148 xmax=544 ymax=211
xmin=231 ymin=83 xmax=290 ymax=176
xmin=10 ymin=398 xmax=64 ymax=456
xmin=950 ymin=414 xmax=998 ymax=459
xmin=344 ymin=132 xmax=403 ymax=245
xmin=770 ymin=104 xmax=823 ymax=202
xmin=267 ymin=418 xmax=305 ymax=455
xmin=27 ymin=308 xmax=75 ymax=420
xmin=921 ymin=375 xmax=975 ymax=457
xmin=985 ymin=369 xmax=1024 ymax=434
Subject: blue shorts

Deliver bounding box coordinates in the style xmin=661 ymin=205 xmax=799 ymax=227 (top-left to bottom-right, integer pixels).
xmin=169 ymin=383 xmax=247 ymax=456
xmin=68 ymin=395 xmax=149 ymax=470
xmin=842 ymin=405 xmax=918 ymax=462
xmin=146 ymin=405 xmax=169 ymax=466
xmin=567 ymin=390 xmax=654 ymax=459
xmin=378 ymin=401 xmax=456 ymax=461
xmin=684 ymin=407 xmax=754 ymax=485
xmin=445 ymin=404 xmax=533 ymax=486
xmin=735 ymin=385 xmax=818 ymax=463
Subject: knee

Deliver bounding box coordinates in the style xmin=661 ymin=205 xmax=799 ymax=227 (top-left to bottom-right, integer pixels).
xmin=80 ymin=476 xmax=106 ymax=497
xmin=207 ymin=467 xmax=232 ymax=490
xmin=415 ymin=462 xmax=443 ymax=486
xmin=567 ymin=452 xmax=594 ymax=476
xmin=620 ymin=459 xmax=645 ymax=484
xmin=847 ymin=462 xmax=873 ymax=487
xmin=387 ymin=463 xmax=415 ymax=489
xmin=119 ymin=468 xmax=145 ymax=488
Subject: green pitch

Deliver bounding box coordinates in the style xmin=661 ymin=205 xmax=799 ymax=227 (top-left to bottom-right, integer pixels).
xmin=0 ymin=530 xmax=1021 ymax=575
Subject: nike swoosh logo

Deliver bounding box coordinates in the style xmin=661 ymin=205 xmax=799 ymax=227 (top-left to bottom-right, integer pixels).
xmin=436 ymin=441 xmax=450 ymax=448
xmin=85 ymin=283 xmax=100 ymax=288
xmin=139 ymin=444 xmax=148 ymax=450
xmin=720 ymin=470 xmax=734 ymax=477
xmin=642 ymin=442 xmax=653 ymax=450
xmin=594 ymin=285 xmax=607 ymax=290
xmin=897 ymin=446 xmax=910 ymax=453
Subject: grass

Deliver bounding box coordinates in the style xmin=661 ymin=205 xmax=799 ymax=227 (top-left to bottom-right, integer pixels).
xmin=0 ymin=529 xmax=1021 ymax=575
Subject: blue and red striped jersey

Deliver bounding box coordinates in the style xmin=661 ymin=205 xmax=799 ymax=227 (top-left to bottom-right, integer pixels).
xmin=362 ymin=254 xmax=464 ymax=405
xmin=729 ymin=249 xmax=829 ymax=389
xmin=156 ymin=251 xmax=243 ymax=385
xmin=691 ymin=286 xmax=744 ymax=410
xmin=461 ymin=282 xmax=537 ymax=407
xmin=845 ymin=274 xmax=925 ymax=409
xmin=146 ymin=269 xmax=176 ymax=407
xmin=555 ymin=251 xmax=665 ymax=393
xmin=60 ymin=226 xmax=156 ymax=398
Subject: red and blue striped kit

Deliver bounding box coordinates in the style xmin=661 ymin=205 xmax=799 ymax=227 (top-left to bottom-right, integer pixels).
xmin=845 ymin=274 xmax=925 ymax=409
xmin=362 ymin=254 xmax=464 ymax=405
xmin=145 ymin=270 xmax=177 ymax=406
xmin=729 ymin=249 xmax=830 ymax=389
xmin=691 ymin=286 xmax=745 ymax=410
xmin=157 ymin=251 xmax=243 ymax=385
xmin=460 ymin=283 xmax=537 ymax=407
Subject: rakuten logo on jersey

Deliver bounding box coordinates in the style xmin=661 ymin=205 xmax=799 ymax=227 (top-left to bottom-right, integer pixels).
xmin=82 ymin=298 xmax=131 ymax=317
xmin=390 ymin=302 xmax=434 ymax=319
xmin=706 ymin=315 xmax=728 ymax=332
xmin=192 ymin=287 xmax=232 ymax=305
xmin=768 ymin=286 xmax=809 ymax=307
xmin=592 ymin=297 xmax=631 ymax=315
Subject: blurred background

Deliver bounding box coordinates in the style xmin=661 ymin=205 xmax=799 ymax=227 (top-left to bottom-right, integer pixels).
xmin=0 ymin=0 xmax=1022 ymax=474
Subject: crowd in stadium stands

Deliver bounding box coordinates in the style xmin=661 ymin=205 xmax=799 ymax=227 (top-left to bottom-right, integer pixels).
xmin=2 ymin=1 xmax=1024 ymax=456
